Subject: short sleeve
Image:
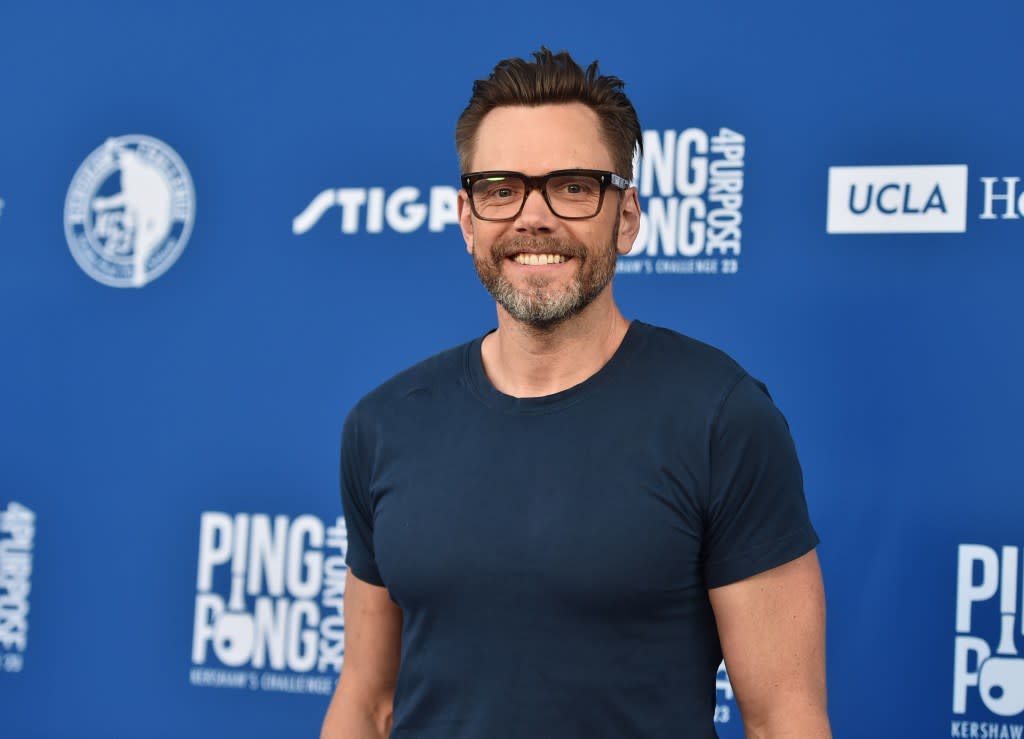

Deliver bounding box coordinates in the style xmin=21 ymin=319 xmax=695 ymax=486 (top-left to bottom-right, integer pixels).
xmin=340 ymin=404 xmax=385 ymax=586
xmin=702 ymin=374 xmax=819 ymax=589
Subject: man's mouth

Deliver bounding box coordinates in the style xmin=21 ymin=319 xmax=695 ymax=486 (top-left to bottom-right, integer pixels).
xmin=511 ymin=253 xmax=570 ymax=266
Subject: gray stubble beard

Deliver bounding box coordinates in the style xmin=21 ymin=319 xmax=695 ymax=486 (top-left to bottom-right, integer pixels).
xmin=472 ymin=218 xmax=620 ymax=330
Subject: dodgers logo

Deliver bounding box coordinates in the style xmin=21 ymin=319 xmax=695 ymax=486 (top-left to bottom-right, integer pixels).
xmin=64 ymin=135 xmax=195 ymax=287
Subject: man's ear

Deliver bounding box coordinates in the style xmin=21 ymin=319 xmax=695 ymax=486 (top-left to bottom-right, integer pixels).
xmin=458 ymin=190 xmax=474 ymax=254
xmin=616 ymin=188 xmax=641 ymax=255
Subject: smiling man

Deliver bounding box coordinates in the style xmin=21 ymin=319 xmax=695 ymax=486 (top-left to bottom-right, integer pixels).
xmin=321 ymin=49 xmax=831 ymax=739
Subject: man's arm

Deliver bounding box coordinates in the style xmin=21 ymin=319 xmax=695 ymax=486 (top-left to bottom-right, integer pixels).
xmin=708 ymin=549 xmax=831 ymax=739
xmin=321 ymin=572 xmax=402 ymax=739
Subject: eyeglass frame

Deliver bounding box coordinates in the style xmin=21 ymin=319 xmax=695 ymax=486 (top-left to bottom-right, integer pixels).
xmin=460 ymin=169 xmax=632 ymax=222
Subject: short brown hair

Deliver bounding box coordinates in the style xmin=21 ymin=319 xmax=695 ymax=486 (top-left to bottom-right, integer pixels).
xmin=455 ymin=48 xmax=642 ymax=179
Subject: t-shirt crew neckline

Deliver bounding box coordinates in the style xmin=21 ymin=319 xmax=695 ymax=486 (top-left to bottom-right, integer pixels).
xmin=463 ymin=320 xmax=648 ymax=414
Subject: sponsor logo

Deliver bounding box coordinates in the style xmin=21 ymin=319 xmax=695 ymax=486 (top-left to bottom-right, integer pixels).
xmin=980 ymin=178 xmax=1024 ymax=220
xmin=0 ymin=501 xmax=35 ymax=674
xmin=64 ymin=135 xmax=195 ymax=288
xmin=190 ymin=511 xmax=347 ymax=695
xmin=293 ymin=186 xmax=460 ymax=236
xmin=825 ymin=165 xmax=1024 ymax=238
xmin=952 ymin=544 xmax=1024 ymax=738
xmin=827 ymin=164 xmax=969 ymax=234
xmin=619 ymin=128 xmax=744 ymax=276
xmin=715 ymin=661 xmax=735 ymax=724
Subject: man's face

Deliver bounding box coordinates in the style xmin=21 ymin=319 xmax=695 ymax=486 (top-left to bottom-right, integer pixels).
xmin=458 ymin=103 xmax=640 ymax=328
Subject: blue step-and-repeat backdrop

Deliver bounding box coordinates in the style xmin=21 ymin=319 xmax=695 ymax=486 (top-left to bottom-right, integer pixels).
xmin=2 ymin=2 xmax=1023 ymax=737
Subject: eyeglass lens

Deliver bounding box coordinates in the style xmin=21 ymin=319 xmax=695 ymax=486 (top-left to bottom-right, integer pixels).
xmin=471 ymin=173 xmax=603 ymax=219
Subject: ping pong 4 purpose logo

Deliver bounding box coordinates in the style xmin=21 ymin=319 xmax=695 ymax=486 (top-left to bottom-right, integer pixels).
xmin=190 ymin=511 xmax=348 ymax=696
xmin=953 ymin=544 xmax=1024 ymax=738
xmin=0 ymin=502 xmax=34 ymax=674
xmin=618 ymin=127 xmax=744 ymax=276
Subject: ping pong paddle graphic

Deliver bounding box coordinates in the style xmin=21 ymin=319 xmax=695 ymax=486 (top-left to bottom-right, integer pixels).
xmin=214 ymin=560 xmax=256 ymax=667
xmin=978 ymin=613 xmax=1024 ymax=716
xmin=978 ymin=549 xmax=1024 ymax=716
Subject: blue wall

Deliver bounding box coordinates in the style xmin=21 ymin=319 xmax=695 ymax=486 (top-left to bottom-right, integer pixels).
xmin=2 ymin=2 xmax=1023 ymax=736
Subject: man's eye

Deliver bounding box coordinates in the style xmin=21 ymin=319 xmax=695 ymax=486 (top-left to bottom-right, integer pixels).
xmin=558 ymin=180 xmax=595 ymax=196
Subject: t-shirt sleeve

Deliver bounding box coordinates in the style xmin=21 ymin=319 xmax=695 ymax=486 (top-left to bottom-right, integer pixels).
xmin=702 ymin=373 xmax=819 ymax=589
xmin=340 ymin=404 xmax=385 ymax=586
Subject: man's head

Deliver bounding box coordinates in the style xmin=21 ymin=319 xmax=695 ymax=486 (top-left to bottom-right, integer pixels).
xmin=456 ymin=49 xmax=643 ymax=329
xmin=455 ymin=48 xmax=642 ymax=181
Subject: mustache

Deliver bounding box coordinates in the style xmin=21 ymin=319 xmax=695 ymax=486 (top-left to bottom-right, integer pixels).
xmin=489 ymin=237 xmax=588 ymax=261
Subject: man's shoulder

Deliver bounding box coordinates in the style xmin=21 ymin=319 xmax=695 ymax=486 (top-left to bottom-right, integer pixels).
xmin=354 ymin=336 xmax=477 ymax=414
xmin=633 ymin=321 xmax=747 ymax=386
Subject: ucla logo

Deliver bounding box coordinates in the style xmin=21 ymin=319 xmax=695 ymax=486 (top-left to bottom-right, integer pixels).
xmin=826 ymin=164 xmax=968 ymax=234
xmin=64 ymin=135 xmax=195 ymax=287
xmin=847 ymin=181 xmax=948 ymax=215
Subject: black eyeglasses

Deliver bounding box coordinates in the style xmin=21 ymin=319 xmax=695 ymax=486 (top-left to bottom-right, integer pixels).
xmin=461 ymin=169 xmax=631 ymax=221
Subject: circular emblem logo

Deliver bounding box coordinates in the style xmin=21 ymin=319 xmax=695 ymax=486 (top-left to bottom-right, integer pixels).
xmin=64 ymin=135 xmax=195 ymax=288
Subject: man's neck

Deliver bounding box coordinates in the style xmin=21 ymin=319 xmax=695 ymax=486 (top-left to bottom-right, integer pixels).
xmin=480 ymin=291 xmax=630 ymax=398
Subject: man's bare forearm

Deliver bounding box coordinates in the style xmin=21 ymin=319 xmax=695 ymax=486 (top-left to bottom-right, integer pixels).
xmin=320 ymin=714 xmax=390 ymax=739
xmin=320 ymin=688 xmax=393 ymax=739
xmin=743 ymin=708 xmax=832 ymax=739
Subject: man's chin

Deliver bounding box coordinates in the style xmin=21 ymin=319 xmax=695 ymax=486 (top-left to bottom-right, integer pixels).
xmin=476 ymin=256 xmax=609 ymax=327
xmin=502 ymin=306 xmax=576 ymax=330
xmin=494 ymin=284 xmax=587 ymax=326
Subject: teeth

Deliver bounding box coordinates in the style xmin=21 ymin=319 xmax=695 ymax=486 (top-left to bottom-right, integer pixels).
xmin=514 ymin=254 xmax=567 ymax=265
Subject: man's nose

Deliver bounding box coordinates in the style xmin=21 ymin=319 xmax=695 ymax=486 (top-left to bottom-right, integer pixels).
xmin=514 ymin=187 xmax=557 ymax=233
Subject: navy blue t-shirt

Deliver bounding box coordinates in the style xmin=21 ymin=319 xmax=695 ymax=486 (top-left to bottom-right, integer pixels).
xmin=340 ymin=321 xmax=818 ymax=738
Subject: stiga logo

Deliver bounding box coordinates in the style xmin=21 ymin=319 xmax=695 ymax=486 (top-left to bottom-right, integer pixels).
xmin=826 ymin=165 xmax=969 ymax=234
xmin=0 ymin=501 xmax=35 ymax=674
xmin=293 ymin=185 xmax=460 ymax=236
xmin=953 ymin=544 xmax=1024 ymax=739
xmin=190 ymin=511 xmax=347 ymax=696
xmin=619 ymin=128 xmax=744 ymax=276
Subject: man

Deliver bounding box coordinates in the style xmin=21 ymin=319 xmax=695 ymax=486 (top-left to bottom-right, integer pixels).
xmin=322 ymin=49 xmax=830 ymax=738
